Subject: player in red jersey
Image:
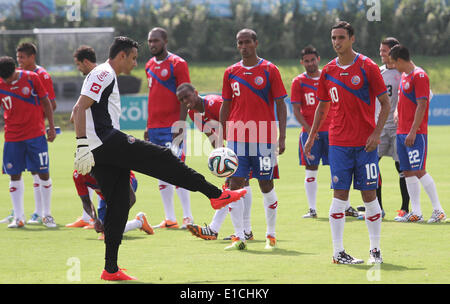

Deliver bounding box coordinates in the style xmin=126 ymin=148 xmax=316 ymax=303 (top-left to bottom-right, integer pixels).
xmin=145 ymin=27 xmax=194 ymax=229
xmin=16 ymin=42 xmax=58 ymax=225
xmin=176 ymin=83 xmax=255 ymax=241
xmin=220 ymin=29 xmax=287 ymax=251
xmin=69 ymin=170 xmax=154 ymax=239
xmin=304 ymin=21 xmax=391 ymax=264
xmin=0 ymin=56 xmax=57 ymax=228
xmin=389 ymin=45 xmax=446 ymax=223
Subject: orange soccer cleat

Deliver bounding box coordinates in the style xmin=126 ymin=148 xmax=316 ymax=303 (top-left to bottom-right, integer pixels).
xmin=210 ymin=188 xmax=247 ymax=210
xmin=100 ymin=268 xmax=137 ymax=281
xmin=65 ymin=217 xmax=91 ymax=228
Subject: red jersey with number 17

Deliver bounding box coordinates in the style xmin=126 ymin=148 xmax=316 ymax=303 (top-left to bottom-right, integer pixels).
xmin=145 ymin=53 xmax=190 ymax=129
xmin=317 ymin=53 xmax=387 ymax=146
xmin=0 ymin=70 xmax=48 ymax=142
xmin=397 ymin=67 xmax=430 ymax=135
xmin=291 ymin=71 xmax=331 ymax=132
xmin=222 ymin=59 xmax=287 ymax=144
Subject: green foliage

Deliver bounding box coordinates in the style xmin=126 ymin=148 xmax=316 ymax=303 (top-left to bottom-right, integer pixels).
xmin=1 ymin=0 xmax=449 ymax=62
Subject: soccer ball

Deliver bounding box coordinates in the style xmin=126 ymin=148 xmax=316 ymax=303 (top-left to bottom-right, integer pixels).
xmin=208 ymin=147 xmax=239 ymax=178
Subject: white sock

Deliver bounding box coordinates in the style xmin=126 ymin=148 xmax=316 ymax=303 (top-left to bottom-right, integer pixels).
xmin=364 ymin=199 xmax=382 ymax=250
xmin=228 ymin=198 xmax=245 ymax=240
xmin=10 ymin=179 xmax=25 ymax=221
xmin=32 ymin=174 xmax=43 ymax=217
xmin=40 ymin=178 xmax=52 ymax=217
xmin=304 ymin=170 xmax=318 ymax=210
xmin=176 ymin=186 xmax=192 ymax=219
xmin=82 ymin=209 xmax=91 ymax=222
xmin=209 ymin=207 xmax=228 ymax=233
xmin=243 ymin=186 xmax=252 ymax=233
xmin=123 ymin=218 xmax=142 ymax=233
xmin=419 ymin=174 xmax=443 ymax=212
xmin=405 ymin=176 xmax=422 ymax=215
xmin=158 ymin=180 xmax=176 ymax=222
xmin=329 ymin=197 xmax=347 ymax=256
xmin=263 ymin=189 xmax=278 ymax=238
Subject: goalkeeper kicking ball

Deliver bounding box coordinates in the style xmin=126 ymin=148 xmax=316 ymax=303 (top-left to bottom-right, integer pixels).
xmin=208 ymin=147 xmax=238 ymax=178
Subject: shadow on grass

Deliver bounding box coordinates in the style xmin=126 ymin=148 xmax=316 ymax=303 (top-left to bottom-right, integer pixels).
xmin=339 ymin=263 xmax=425 ymax=272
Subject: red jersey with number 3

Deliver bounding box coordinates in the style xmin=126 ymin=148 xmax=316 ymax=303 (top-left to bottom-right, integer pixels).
xmin=145 ymin=53 xmax=190 ymax=128
xmin=0 ymin=70 xmax=48 ymax=142
xmin=397 ymin=67 xmax=430 ymax=135
xmin=317 ymin=53 xmax=387 ymax=146
xmin=222 ymin=59 xmax=287 ymax=143
xmin=291 ymin=71 xmax=331 ymax=132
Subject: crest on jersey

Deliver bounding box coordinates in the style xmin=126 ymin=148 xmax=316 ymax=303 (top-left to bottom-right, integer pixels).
xmin=254 ymin=76 xmax=264 ymax=86
xmin=161 ymin=69 xmax=168 ymax=77
xmin=351 ymin=75 xmax=360 ymax=85
xmin=404 ymin=82 xmax=410 ymax=90
xmin=22 ymin=87 xmax=30 ymax=95
xmin=127 ymin=135 xmax=136 ymax=144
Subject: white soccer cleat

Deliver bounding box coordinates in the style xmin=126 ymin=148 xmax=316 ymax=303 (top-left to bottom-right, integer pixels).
xmin=396 ymin=213 xmax=424 ymax=223
xmin=427 ymin=210 xmax=446 ymax=223
xmin=0 ymin=210 xmax=14 ymax=224
xmin=333 ymin=250 xmax=364 ymax=264
xmin=8 ymin=218 xmax=25 ymax=228
xmin=42 ymin=216 xmax=57 ymax=228
xmin=368 ymin=248 xmax=383 ymax=264
xmin=302 ymin=208 xmax=317 ymax=218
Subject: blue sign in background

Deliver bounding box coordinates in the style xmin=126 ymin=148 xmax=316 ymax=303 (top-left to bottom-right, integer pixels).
xmin=120 ymin=94 xmax=450 ymax=130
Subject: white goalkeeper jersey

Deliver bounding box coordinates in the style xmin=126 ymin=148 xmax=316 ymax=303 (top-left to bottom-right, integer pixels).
xmin=80 ymin=61 xmax=121 ymax=150
xmin=375 ymin=65 xmax=401 ymax=129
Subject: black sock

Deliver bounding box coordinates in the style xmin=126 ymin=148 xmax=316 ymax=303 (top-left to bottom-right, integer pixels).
xmin=377 ymin=169 xmax=383 ymax=210
xmin=395 ymin=161 xmax=409 ymax=212
xmin=105 ymin=242 xmax=120 ymax=273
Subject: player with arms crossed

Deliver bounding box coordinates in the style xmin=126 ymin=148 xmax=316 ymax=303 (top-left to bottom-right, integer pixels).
xmin=16 ymin=42 xmax=57 ymax=225
xmin=71 ymin=36 xmax=246 ymax=281
xmin=389 ymin=45 xmax=446 ymax=223
xmin=304 ymin=21 xmax=391 ymax=264
xmin=176 ymin=83 xmax=254 ymax=241
xmin=145 ymin=27 xmax=194 ymax=229
xmin=220 ymin=29 xmax=287 ymax=251
xmin=0 ymin=56 xmax=57 ymax=228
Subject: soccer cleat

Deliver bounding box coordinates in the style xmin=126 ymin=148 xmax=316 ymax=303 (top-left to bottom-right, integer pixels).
xmin=368 ymin=248 xmax=383 ymax=264
xmin=356 ymin=205 xmax=366 ymax=212
xmin=427 ymin=210 xmax=446 ymax=223
xmin=135 ymin=212 xmax=154 ymax=235
xmin=100 ymin=268 xmax=137 ymax=281
xmin=264 ymin=235 xmax=277 ymax=250
xmin=98 ymin=232 xmax=105 ymax=240
xmin=302 ymin=208 xmax=317 ymax=218
xmin=0 ymin=210 xmax=14 ymax=224
xmin=345 ymin=206 xmax=359 ymax=217
xmin=396 ymin=212 xmax=424 ymax=223
xmin=210 ymin=188 xmax=247 ymax=210
xmin=65 ymin=217 xmax=91 ymax=228
xmin=358 ymin=210 xmax=385 ymax=221
xmin=154 ymin=219 xmax=179 ymax=229
xmin=333 ymin=250 xmax=364 ymax=264
xmin=180 ymin=217 xmax=194 ymax=229
xmin=187 ymin=223 xmax=218 ymax=240
xmin=224 ymin=237 xmax=247 ymax=251
xmin=83 ymin=219 xmax=95 ymax=229
xmin=7 ymin=218 xmax=25 ymax=228
xmin=42 ymin=215 xmax=57 ymax=228
xmin=394 ymin=210 xmax=408 ymax=222
xmin=223 ymin=231 xmax=254 ymax=241
xmin=26 ymin=213 xmax=42 ymax=224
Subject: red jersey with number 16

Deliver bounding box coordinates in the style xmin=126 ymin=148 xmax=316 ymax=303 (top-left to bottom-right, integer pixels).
xmin=0 ymin=70 xmax=48 ymax=142
xmin=222 ymin=59 xmax=287 ymax=144
xmin=317 ymin=53 xmax=387 ymax=146
xmin=291 ymin=71 xmax=331 ymax=132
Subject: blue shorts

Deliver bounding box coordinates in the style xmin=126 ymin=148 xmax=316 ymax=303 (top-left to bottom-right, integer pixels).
xmin=299 ymin=131 xmax=329 ymax=166
xmin=329 ymin=146 xmax=379 ymax=191
xmin=147 ymin=127 xmax=185 ymax=161
xmin=2 ymin=135 xmax=49 ymax=175
xmin=227 ymin=141 xmax=278 ymax=180
xmin=396 ymin=134 xmax=427 ymax=172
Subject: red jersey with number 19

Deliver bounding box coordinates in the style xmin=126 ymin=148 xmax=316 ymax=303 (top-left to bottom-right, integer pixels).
xmin=397 ymin=67 xmax=430 ymax=135
xmin=291 ymin=71 xmax=331 ymax=132
xmin=317 ymin=53 xmax=387 ymax=146
xmin=222 ymin=59 xmax=287 ymax=144
xmin=145 ymin=53 xmax=190 ymax=129
xmin=0 ymin=70 xmax=48 ymax=142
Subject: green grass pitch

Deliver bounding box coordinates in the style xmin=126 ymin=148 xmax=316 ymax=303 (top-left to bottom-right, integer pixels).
xmin=0 ymin=127 xmax=449 ymax=284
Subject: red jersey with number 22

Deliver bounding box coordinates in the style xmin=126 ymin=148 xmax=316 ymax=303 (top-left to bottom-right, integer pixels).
xmin=317 ymin=53 xmax=387 ymax=146
xmin=222 ymin=59 xmax=287 ymax=144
